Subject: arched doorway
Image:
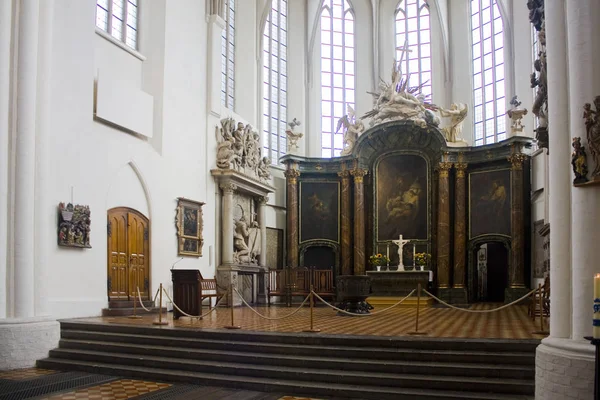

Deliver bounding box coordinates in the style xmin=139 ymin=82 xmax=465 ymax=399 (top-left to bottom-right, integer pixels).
xmin=107 ymin=207 xmax=150 ymax=301
xmin=472 ymin=241 xmax=509 ymax=302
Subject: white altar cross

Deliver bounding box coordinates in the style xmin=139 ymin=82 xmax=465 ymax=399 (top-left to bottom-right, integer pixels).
xmin=392 ymin=234 xmax=411 ymax=271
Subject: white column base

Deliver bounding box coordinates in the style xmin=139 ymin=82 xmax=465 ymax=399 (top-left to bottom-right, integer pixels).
xmin=535 ymin=337 xmax=594 ymax=399
xmin=0 ymin=317 xmax=59 ymax=370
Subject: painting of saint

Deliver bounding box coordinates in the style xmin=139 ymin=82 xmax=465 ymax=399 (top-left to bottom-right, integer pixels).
xmin=469 ymin=169 xmax=511 ymax=237
xmin=377 ymin=154 xmax=428 ymax=240
xmin=300 ymin=182 xmax=339 ymax=242
xmin=183 ymin=207 xmax=199 ymax=237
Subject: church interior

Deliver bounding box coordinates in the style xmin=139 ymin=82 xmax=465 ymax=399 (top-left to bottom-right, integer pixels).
xmin=0 ymin=0 xmax=599 ymax=399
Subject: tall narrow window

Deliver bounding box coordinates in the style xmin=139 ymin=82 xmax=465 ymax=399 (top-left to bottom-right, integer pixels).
xmin=262 ymin=0 xmax=288 ymax=165
xmin=221 ymin=0 xmax=236 ymax=110
xmin=95 ymin=0 xmax=138 ymax=50
xmin=320 ymin=0 xmax=355 ymax=158
xmin=395 ymin=0 xmax=432 ymax=99
xmin=471 ymin=0 xmax=506 ymax=146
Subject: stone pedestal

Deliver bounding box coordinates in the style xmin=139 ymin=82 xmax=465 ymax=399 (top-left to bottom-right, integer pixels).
xmin=217 ymin=264 xmax=265 ymax=307
xmin=366 ymin=270 xmax=430 ymax=297
xmin=335 ymin=275 xmax=372 ymax=315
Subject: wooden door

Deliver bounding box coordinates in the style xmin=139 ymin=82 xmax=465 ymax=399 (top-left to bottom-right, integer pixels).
xmin=107 ymin=208 xmax=150 ymax=301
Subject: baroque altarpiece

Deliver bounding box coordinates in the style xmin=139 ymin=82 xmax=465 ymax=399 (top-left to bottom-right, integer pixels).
xmin=282 ymin=120 xmax=533 ymax=304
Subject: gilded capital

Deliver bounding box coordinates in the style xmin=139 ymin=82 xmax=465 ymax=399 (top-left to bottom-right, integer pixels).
xmin=437 ymin=161 xmax=453 ymax=178
xmin=454 ymin=162 xmax=468 ymax=178
xmin=507 ymin=153 xmax=527 ymax=170
xmin=350 ymin=168 xmax=368 ymax=183
xmin=284 ymin=169 xmax=301 ymax=185
xmin=219 ymin=182 xmax=237 ymax=193
xmin=337 ymin=169 xmax=350 ymax=179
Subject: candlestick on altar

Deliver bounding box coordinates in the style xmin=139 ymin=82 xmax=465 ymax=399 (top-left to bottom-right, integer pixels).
xmin=594 ymin=274 xmax=600 ymax=339
xmin=413 ymin=243 xmax=416 ymax=268
xmin=386 ymin=244 xmax=390 ymax=266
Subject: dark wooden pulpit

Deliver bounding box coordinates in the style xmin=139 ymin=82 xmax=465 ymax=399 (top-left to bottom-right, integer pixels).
xmin=171 ymin=269 xmax=203 ymax=319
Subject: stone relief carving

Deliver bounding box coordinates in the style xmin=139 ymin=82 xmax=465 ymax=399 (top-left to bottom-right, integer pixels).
xmin=438 ymin=103 xmax=468 ymax=143
xmin=216 ymin=117 xmax=271 ymax=182
xmin=286 ymin=118 xmax=303 ymax=154
xmin=583 ymin=97 xmax=600 ymax=178
xmin=58 ymin=202 xmax=91 ymax=248
xmin=233 ymin=205 xmax=261 ymax=265
xmin=337 ymin=105 xmax=365 ymax=156
xmin=528 ymin=0 xmax=548 ymax=150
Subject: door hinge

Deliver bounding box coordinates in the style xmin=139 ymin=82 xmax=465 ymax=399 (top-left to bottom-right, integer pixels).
xmin=107 ymin=276 xmax=112 ymax=291
xmin=144 ymin=226 xmax=149 ymax=241
xmin=107 ymin=221 xmax=112 ymax=237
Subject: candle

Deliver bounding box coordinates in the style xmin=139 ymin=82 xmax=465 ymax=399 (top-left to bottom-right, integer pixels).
xmin=594 ymin=274 xmax=600 ymax=339
xmin=386 ymin=244 xmax=390 ymax=261
xmin=413 ymin=243 xmax=416 ymax=268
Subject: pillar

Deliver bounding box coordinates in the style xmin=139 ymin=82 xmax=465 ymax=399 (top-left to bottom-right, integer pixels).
xmin=436 ymin=161 xmax=452 ymax=300
xmin=451 ymin=159 xmax=468 ymax=304
xmin=258 ymin=196 xmax=268 ymax=268
xmin=350 ymin=168 xmax=368 ymax=275
xmin=506 ymin=149 xmax=529 ymax=302
xmin=284 ymin=166 xmax=300 ymax=268
xmin=207 ymin=13 xmax=225 ymax=116
xmin=338 ymin=169 xmax=352 ymax=275
xmin=220 ymin=182 xmax=237 ymax=264
xmin=13 ymin=0 xmax=40 ymax=319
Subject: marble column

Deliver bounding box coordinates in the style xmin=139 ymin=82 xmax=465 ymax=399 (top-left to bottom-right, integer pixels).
xmin=507 ymin=150 xmax=528 ymax=301
xmin=284 ymin=167 xmax=300 ymax=268
xmin=220 ymin=182 xmax=237 ymax=264
xmin=338 ymin=169 xmax=352 ymax=275
xmin=452 ymin=160 xmax=468 ymax=303
xmin=14 ymin=0 xmax=41 ymax=318
xmin=436 ymin=161 xmax=452 ymax=298
xmin=350 ymin=168 xmax=368 ymax=275
xmin=258 ymin=196 xmax=268 ymax=268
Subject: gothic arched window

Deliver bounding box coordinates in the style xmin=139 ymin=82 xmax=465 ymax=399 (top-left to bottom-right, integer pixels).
xmin=320 ymin=0 xmax=355 ymax=158
xmin=262 ymin=0 xmax=288 ymax=164
xmin=395 ymin=0 xmax=432 ymax=99
xmin=471 ymin=0 xmax=506 ymax=146
xmin=221 ymin=0 xmax=236 ymax=110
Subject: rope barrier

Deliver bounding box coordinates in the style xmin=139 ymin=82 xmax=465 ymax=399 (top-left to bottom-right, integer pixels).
xmin=161 ymin=287 xmax=225 ymax=319
xmin=136 ymin=287 xmax=160 ymax=313
xmin=233 ymin=287 xmax=310 ymax=320
xmin=422 ymin=287 xmax=538 ymax=313
xmin=312 ymin=289 xmax=416 ymax=317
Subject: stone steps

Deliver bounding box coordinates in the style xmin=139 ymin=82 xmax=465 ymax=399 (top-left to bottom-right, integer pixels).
xmin=37 ymin=320 xmax=537 ymax=400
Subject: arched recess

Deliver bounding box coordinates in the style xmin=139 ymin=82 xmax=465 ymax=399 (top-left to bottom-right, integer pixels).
xmin=467 ymin=234 xmax=511 ymax=303
xmin=299 ymin=240 xmax=340 ymax=275
xmin=106 ymin=161 xmax=153 ymax=302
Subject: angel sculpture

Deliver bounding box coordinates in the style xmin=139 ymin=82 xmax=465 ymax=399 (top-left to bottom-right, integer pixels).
xmin=286 ymin=118 xmax=303 ymax=154
xmin=439 ymin=103 xmax=468 ymax=142
xmin=507 ymin=96 xmax=528 ymax=133
xmin=337 ymin=105 xmax=365 ymax=156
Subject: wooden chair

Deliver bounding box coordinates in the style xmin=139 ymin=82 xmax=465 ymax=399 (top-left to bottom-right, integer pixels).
xmin=200 ymin=278 xmax=222 ymax=308
xmin=529 ymin=276 xmax=550 ymax=320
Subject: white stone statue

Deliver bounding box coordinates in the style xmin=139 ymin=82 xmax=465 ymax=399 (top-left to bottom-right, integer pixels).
xmin=286 ymin=118 xmax=303 ymax=154
xmin=216 ymin=118 xmax=271 ymax=183
xmin=507 ymin=95 xmax=528 ymax=134
xmin=392 ymin=234 xmax=411 ymax=271
xmin=337 ymin=105 xmax=365 ymax=156
xmin=233 ymin=212 xmax=261 ymax=265
xmin=439 ymin=102 xmax=468 ymax=143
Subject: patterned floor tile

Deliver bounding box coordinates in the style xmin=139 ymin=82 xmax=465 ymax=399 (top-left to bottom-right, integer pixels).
xmin=0 ymin=367 xmax=57 ymax=380
xmin=278 ymin=397 xmax=325 ymax=400
xmin=42 ymin=378 xmax=171 ymax=399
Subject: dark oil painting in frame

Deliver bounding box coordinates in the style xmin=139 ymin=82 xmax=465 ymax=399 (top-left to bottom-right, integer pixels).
xmin=300 ymin=181 xmax=339 ymax=243
xmin=376 ymin=154 xmax=428 ymax=241
xmin=469 ymin=169 xmax=511 ymax=238
xmin=176 ymin=197 xmax=205 ymax=257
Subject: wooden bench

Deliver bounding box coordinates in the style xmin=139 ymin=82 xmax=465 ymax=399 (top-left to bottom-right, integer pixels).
xmin=268 ymin=267 xmax=335 ymax=306
xmin=200 ymin=278 xmax=222 ymax=308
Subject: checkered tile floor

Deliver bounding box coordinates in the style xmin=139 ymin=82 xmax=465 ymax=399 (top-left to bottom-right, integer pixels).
xmin=42 ymin=378 xmax=170 ymax=399
xmin=0 ymin=367 xmax=57 ymax=380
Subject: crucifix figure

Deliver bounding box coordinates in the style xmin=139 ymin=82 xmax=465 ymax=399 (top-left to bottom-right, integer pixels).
xmin=392 ymin=234 xmax=411 ymax=271
xmin=395 ymin=39 xmax=413 ymax=81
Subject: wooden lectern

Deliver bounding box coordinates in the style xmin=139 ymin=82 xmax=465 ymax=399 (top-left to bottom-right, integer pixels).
xmin=171 ymin=269 xmax=203 ymax=319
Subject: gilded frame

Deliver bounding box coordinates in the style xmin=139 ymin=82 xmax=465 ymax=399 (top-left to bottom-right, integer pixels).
xmin=175 ymin=197 xmax=205 ymax=257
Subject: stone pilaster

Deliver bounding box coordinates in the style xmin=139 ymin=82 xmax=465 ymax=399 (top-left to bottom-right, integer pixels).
xmin=436 ymin=161 xmax=452 ymax=300
xmin=338 ymin=169 xmax=352 ymax=275
xmin=219 ymin=182 xmax=237 ymax=264
xmin=350 ymin=168 xmax=368 ymax=275
xmin=257 ymin=196 xmax=269 ymax=304
xmin=451 ymin=160 xmax=468 ymax=304
xmin=284 ymin=167 xmax=300 ymax=268
xmin=506 ymin=150 xmax=528 ymax=302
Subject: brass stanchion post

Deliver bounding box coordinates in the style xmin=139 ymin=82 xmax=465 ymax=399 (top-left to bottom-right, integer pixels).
xmin=128 ymin=287 xmax=142 ymax=319
xmin=224 ymin=282 xmax=241 ymax=329
xmin=408 ymin=283 xmax=428 ymax=335
xmin=533 ymin=283 xmax=549 ymax=335
xmin=303 ymin=286 xmax=320 ymax=333
xmin=153 ymin=283 xmax=168 ymax=325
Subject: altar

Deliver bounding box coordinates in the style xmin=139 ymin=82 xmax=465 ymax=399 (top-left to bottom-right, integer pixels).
xmin=366 ymin=270 xmax=431 ymax=297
